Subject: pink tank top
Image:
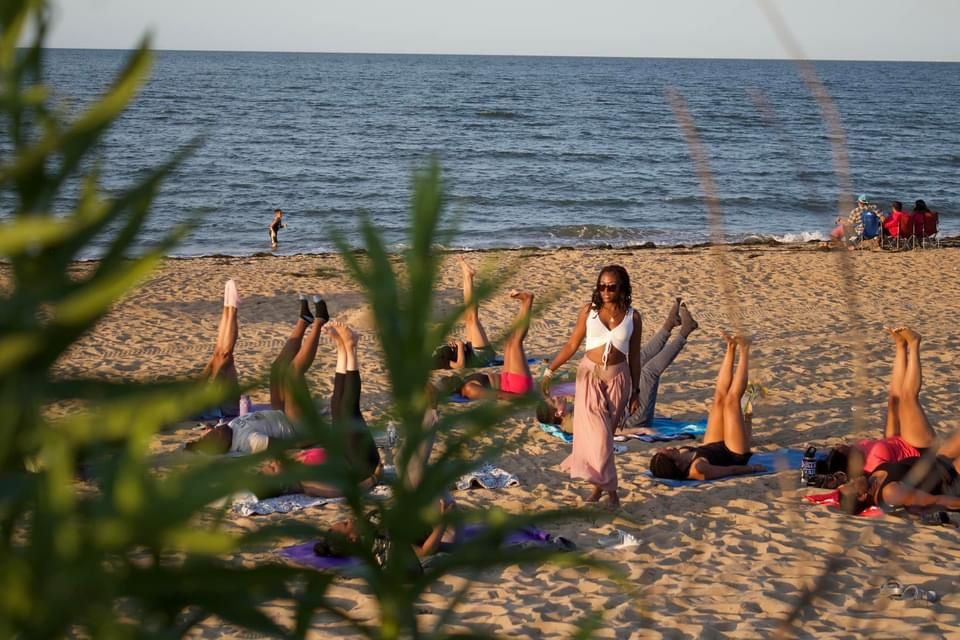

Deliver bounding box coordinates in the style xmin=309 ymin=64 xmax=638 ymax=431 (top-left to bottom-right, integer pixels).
xmin=856 ymin=436 xmax=921 ymax=473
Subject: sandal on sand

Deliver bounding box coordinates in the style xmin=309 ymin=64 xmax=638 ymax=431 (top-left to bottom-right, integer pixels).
xmin=883 ymin=580 xmax=938 ymax=603
xmin=598 ymin=528 xmax=640 ymax=550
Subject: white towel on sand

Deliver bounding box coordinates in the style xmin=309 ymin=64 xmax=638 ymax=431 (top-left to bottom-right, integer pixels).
xmin=455 ymin=463 xmax=520 ymax=491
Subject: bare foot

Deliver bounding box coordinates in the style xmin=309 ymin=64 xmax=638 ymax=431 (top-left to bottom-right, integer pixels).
xmin=606 ymin=491 xmax=621 ymax=509
xmin=509 ymin=289 xmax=534 ymax=304
xmin=720 ymin=331 xmax=736 ymax=348
xmin=330 ymin=321 xmax=358 ymax=349
xmin=585 ymin=486 xmax=603 ymax=503
xmin=458 ymin=255 xmax=476 ymax=279
xmin=734 ymin=334 xmax=752 ymax=348
xmin=665 ymin=297 xmax=682 ymax=330
xmin=679 ymin=303 xmax=698 ymax=337
xmin=885 ymin=325 xmax=906 ymax=345
xmin=323 ymin=323 xmax=343 ymax=346
xmin=898 ymin=327 xmax=921 ymax=345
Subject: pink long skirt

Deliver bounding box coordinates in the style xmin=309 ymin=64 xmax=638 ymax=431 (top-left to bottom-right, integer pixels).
xmin=560 ymin=358 xmax=630 ymax=492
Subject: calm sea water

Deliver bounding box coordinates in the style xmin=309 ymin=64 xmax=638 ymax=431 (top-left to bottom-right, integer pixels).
xmin=5 ymin=50 xmax=960 ymax=256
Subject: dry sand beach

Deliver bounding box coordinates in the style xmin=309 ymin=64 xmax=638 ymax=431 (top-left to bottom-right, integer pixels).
xmin=23 ymin=244 xmax=960 ymax=638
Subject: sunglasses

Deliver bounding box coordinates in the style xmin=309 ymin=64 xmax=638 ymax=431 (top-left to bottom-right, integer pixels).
xmin=597 ymin=283 xmax=619 ymax=292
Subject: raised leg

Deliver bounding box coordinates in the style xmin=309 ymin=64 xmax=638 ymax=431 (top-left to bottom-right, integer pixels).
xmin=721 ymin=335 xmax=752 ymax=454
xmin=502 ymin=290 xmax=534 ymax=376
xmin=895 ymin=328 xmax=935 ymax=449
xmin=883 ymin=326 xmax=907 ymax=438
xmin=703 ymin=334 xmax=736 ymax=445
xmin=270 ymin=317 xmax=309 ymax=410
xmin=628 ymin=303 xmax=697 ymax=428
xmin=459 ymin=256 xmax=490 ymax=349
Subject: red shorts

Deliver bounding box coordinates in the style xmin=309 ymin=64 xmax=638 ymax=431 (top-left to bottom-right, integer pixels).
xmin=294 ymin=447 xmax=327 ymax=466
xmin=500 ymin=372 xmax=533 ymax=395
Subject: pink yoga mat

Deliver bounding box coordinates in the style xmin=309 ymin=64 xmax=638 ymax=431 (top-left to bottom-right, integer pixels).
xmin=804 ymin=490 xmax=883 ymax=518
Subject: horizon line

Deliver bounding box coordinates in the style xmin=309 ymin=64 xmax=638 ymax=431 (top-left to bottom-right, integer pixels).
xmin=41 ymin=46 xmax=960 ymax=65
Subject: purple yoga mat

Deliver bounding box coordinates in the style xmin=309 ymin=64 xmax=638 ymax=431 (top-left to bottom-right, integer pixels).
xmin=279 ymin=526 xmax=557 ymax=571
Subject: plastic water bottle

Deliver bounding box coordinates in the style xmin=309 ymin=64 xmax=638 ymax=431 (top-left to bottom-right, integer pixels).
xmin=801 ymin=446 xmax=817 ymax=486
xmin=386 ymin=423 xmax=399 ymax=448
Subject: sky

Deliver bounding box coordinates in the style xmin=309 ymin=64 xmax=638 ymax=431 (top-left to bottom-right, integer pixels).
xmin=47 ymin=0 xmax=960 ymax=62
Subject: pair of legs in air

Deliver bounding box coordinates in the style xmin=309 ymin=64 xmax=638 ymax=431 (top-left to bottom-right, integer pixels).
xmin=270 ymin=295 xmax=328 ymax=422
xmin=650 ymin=334 xmax=763 ymax=481
xmin=881 ymin=327 xmax=936 ymax=449
xmin=460 ymin=286 xmax=535 ymax=399
xmin=701 ymin=333 xmax=754 ymax=457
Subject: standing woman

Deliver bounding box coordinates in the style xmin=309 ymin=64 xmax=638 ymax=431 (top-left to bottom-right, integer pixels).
xmin=543 ymin=265 xmax=643 ymax=507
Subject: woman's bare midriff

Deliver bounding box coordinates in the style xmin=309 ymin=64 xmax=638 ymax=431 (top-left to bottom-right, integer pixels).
xmin=585 ymin=345 xmax=627 ymax=366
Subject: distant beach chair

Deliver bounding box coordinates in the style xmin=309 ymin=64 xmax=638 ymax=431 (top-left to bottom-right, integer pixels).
xmin=860 ymin=211 xmax=882 ymax=248
xmin=895 ymin=212 xmax=915 ymax=250
xmin=921 ymin=210 xmax=940 ymax=249
xmin=910 ymin=211 xmax=926 ymax=249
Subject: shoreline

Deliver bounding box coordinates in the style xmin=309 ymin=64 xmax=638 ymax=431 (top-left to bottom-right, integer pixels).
xmin=52 ymin=233 xmax=960 ymax=264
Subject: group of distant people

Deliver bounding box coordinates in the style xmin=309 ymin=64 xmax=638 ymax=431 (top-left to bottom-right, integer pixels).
xmin=833 ymin=194 xmax=941 ymax=249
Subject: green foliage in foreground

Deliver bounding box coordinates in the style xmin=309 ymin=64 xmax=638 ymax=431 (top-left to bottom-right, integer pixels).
xmin=0 ymin=2 xmax=619 ymax=637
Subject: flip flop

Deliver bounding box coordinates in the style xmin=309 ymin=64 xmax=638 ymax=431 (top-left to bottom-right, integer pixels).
xmin=900 ymin=585 xmax=938 ymax=603
xmin=597 ymin=528 xmax=640 ymax=549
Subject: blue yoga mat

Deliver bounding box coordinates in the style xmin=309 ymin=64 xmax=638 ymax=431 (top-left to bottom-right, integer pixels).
xmin=487 ymin=356 xmax=542 ymax=367
xmin=537 ymin=417 xmax=706 ymax=445
xmin=645 ymin=449 xmax=804 ymax=487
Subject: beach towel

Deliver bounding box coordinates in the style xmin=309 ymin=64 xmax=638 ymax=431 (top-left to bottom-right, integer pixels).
xmin=645 ymin=449 xmax=804 ymax=487
xmin=537 ymin=416 xmax=705 ymax=445
xmin=804 ymin=490 xmax=884 ymax=518
xmin=535 ymin=422 xmax=626 ymax=453
xmin=455 ymin=463 xmax=520 ymax=490
xmin=231 ymin=491 xmax=340 ymax=517
xmin=613 ymin=418 xmax=707 ymax=443
xmin=538 ymin=421 xmax=573 ymax=443
xmin=230 ymin=484 xmax=393 ymax=516
xmin=279 ymin=525 xmax=570 ymax=571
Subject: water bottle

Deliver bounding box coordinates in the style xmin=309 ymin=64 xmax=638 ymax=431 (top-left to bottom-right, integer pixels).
xmin=801 ymin=446 xmax=817 ymax=486
xmin=386 ymin=423 xmax=399 ymax=448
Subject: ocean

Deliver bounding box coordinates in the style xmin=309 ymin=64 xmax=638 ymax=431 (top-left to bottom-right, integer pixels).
xmin=5 ymin=49 xmax=960 ymax=257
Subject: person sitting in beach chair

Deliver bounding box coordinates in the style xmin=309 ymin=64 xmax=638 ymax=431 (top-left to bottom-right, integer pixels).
xmin=537 ymin=297 xmax=698 ymax=433
xmin=438 ymin=289 xmax=536 ymax=400
xmin=825 ymin=327 xmax=942 ymax=481
xmin=914 ymin=199 xmax=940 ymax=248
xmin=432 ymin=257 xmax=497 ymax=370
xmin=648 ymin=333 xmax=766 ymax=481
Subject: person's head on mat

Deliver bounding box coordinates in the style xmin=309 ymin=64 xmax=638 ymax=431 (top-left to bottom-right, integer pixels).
xmin=839 ymin=475 xmax=875 ymax=515
xmin=185 ymin=424 xmax=233 ymax=454
xmin=536 ymin=395 xmax=572 ymax=426
xmin=825 ymin=444 xmax=867 ymax=479
xmin=432 ymin=342 xmax=475 ymax=370
xmin=649 ymin=448 xmax=694 ymax=480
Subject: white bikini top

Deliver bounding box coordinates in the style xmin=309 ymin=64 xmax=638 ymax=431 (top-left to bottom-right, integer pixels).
xmin=585 ymin=306 xmax=634 ymax=366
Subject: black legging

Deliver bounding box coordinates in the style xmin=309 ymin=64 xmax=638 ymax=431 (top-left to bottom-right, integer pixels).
xmin=331 ymin=370 xmax=379 ymax=474
xmin=332 ymin=371 xmax=364 ymax=427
